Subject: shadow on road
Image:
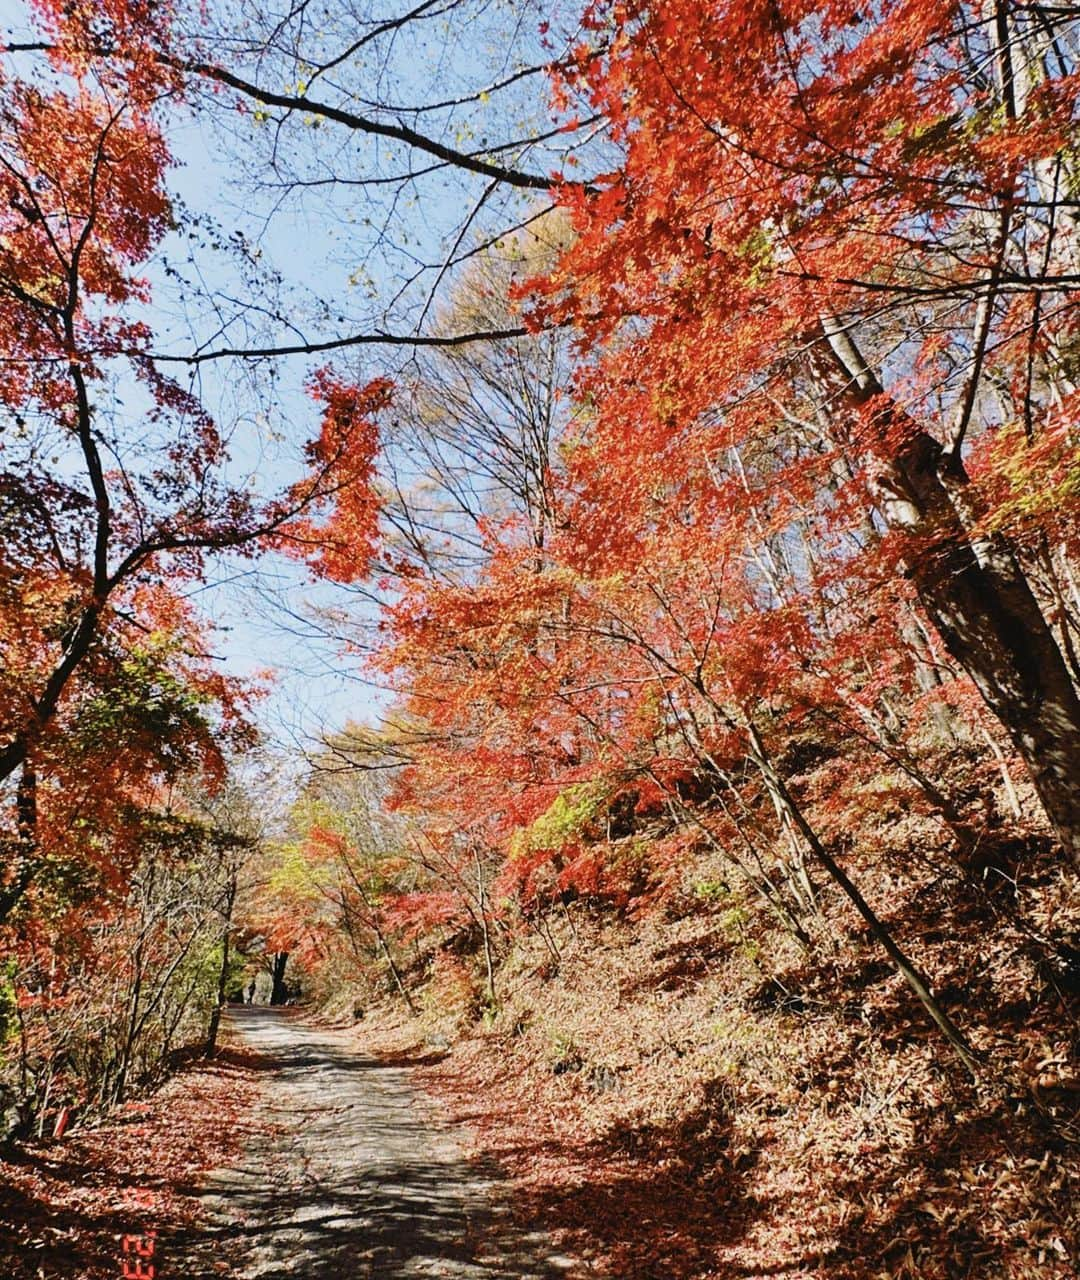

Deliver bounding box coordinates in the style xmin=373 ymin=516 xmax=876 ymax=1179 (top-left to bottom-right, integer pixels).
xmin=173 ymin=1008 xmax=581 ymax=1280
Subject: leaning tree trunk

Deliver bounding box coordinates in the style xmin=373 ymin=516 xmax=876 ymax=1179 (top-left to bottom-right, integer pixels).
xmin=821 ymin=328 xmax=1080 ymax=864
xmin=744 ymin=724 xmax=983 ymax=1078
xmin=898 ymin=439 xmax=1080 ymax=861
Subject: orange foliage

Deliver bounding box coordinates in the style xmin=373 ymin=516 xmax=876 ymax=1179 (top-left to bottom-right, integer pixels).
xmin=276 ymin=371 xmax=390 ymax=583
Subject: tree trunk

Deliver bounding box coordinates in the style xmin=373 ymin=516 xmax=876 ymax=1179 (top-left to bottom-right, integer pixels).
xmin=821 ymin=327 xmax=1080 ymax=864
xmin=269 ymin=951 xmax=289 ymax=1006
xmin=206 ymin=874 xmax=237 ymax=1056
xmin=475 ymin=853 xmax=497 ymax=1008
xmin=0 ymin=764 xmax=38 ymax=925
xmin=889 ymin=434 xmax=1080 ymax=862
xmin=745 ymin=724 xmax=983 ymax=1078
xmin=344 ymin=875 xmax=417 ymax=1015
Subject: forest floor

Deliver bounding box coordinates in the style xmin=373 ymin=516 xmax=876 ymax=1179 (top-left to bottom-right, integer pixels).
xmin=0 ymin=1024 xmax=261 ymax=1278
xmin=0 ymin=1008 xmax=587 ymax=1280
xmin=346 ymin=864 xmax=1080 ymax=1280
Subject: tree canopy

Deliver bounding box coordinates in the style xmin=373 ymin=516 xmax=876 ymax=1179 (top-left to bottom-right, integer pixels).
xmin=2 ymin=8 xmax=1080 ymax=1261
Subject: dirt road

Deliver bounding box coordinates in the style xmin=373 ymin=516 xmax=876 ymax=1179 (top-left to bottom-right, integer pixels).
xmin=174 ymin=1008 xmax=581 ymax=1279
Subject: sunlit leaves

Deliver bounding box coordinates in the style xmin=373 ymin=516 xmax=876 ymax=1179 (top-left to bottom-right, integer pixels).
xmin=275 ymin=370 xmax=390 ymax=584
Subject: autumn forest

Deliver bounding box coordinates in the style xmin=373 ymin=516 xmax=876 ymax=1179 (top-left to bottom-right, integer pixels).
xmin=2 ymin=1 xmax=1080 ymax=1276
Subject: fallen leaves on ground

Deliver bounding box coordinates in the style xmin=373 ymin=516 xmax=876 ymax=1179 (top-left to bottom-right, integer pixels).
xmin=0 ymin=1041 xmax=262 ymax=1279
xmin=353 ymin=889 xmax=1080 ymax=1280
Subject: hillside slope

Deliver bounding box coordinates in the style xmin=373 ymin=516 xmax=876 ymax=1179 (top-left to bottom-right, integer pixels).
xmin=351 ymin=805 xmax=1080 ymax=1279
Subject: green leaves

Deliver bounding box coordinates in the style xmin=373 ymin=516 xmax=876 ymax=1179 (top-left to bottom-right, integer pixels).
xmin=508 ymin=781 xmax=610 ymax=861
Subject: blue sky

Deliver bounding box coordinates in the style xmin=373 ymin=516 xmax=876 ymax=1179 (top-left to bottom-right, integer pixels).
xmin=0 ymin=0 xmax=575 ymax=758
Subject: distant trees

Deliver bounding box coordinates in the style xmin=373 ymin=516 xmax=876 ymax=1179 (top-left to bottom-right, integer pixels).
xmin=278 ymin=738 xmax=422 ymax=1012
xmin=270 ymin=2 xmax=1080 ymax=1072
xmin=4 ymin=0 xmax=1080 ymax=1085
xmin=0 ymin=1 xmax=393 ymax=1131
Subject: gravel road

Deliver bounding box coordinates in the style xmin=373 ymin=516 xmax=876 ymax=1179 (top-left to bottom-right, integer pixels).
xmin=172 ymin=1008 xmax=581 ymax=1280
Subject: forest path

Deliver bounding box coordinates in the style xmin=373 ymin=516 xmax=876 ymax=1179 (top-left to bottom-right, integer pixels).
xmin=174 ymin=1008 xmax=580 ymax=1280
